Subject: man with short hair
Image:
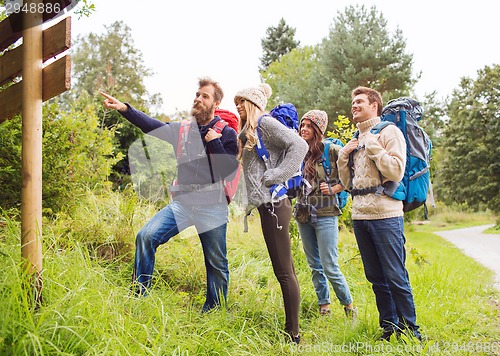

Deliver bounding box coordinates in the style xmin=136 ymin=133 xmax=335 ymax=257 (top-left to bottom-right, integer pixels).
xmin=101 ymin=77 xmax=238 ymax=312
xmin=337 ymin=86 xmax=421 ymax=341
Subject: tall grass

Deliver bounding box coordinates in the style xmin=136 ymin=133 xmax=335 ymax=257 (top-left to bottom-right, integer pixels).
xmin=1 ymin=190 xmax=499 ymax=355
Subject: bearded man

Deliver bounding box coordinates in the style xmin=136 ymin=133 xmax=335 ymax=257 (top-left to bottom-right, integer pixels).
xmin=101 ymin=77 xmax=238 ymax=312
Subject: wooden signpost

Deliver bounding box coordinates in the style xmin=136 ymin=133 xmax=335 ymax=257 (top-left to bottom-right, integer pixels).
xmin=0 ymin=0 xmax=73 ymax=304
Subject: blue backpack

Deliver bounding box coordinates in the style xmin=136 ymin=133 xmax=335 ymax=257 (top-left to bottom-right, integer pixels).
xmin=255 ymin=103 xmax=303 ymax=200
xmin=256 ymin=104 xmax=349 ymax=208
xmin=269 ymin=103 xmax=300 ymax=132
xmin=322 ymin=137 xmax=349 ymax=210
xmin=349 ymin=97 xmax=432 ymax=214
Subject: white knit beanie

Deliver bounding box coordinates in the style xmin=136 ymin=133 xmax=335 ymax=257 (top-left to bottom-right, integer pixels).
xmin=234 ymin=83 xmax=272 ymax=111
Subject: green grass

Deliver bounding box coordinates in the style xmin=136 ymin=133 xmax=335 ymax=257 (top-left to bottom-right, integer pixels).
xmin=406 ymin=202 xmax=496 ymax=233
xmin=1 ymin=191 xmax=499 ymax=355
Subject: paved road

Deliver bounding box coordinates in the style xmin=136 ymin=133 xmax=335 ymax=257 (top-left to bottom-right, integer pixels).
xmin=435 ymin=224 xmax=500 ymax=291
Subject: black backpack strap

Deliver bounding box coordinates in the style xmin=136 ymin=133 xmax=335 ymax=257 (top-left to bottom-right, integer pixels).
xmin=348 ymin=130 xmax=360 ymax=192
xmin=350 ymin=185 xmax=384 ymax=196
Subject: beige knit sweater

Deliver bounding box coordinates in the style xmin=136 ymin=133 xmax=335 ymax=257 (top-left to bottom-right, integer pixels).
xmin=337 ymin=117 xmax=406 ymax=220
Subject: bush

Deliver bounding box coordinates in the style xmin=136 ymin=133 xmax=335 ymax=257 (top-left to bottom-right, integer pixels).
xmin=0 ymin=99 xmax=123 ymax=215
xmin=46 ymin=184 xmax=158 ymax=261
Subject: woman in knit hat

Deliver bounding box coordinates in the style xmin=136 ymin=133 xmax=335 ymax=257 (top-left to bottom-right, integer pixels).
xmin=234 ymin=83 xmax=308 ymax=344
xmin=294 ymin=110 xmax=357 ymax=318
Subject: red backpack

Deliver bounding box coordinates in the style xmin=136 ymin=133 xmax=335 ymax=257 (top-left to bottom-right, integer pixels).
xmin=176 ymin=109 xmax=241 ymax=204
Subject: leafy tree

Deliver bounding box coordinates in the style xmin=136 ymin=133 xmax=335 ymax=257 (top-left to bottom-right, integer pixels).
xmin=0 ymin=117 xmax=22 ymax=210
xmin=419 ymin=91 xmax=447 ymax=146
xmin=260 ymin=18 xmax=300 ymax=71
xmin=69 ymin=21 xmax=163 ymax=181
xmin=261 ymin=46 xmax=318 ymax=114
xmin=74 ymin=0 xmax=96 ymax=19
xmin=314 ymin=5 xmax=416 ymax=128
xmin=71 ymin=21 xmax=153 ymax=103
xmin=261 ymin=5 xmax=416 ymax=133
xmin=437 ymin=64 xmax=500 ymax=213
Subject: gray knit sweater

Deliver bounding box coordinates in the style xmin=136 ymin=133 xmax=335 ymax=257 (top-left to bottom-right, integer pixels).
xmin=240 ymin=115 xmax=308 ymax=208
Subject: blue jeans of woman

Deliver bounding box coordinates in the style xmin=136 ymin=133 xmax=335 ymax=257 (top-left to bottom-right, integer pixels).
xmin=133 ymin=200 xmax=229 ymax=312
xmin=297 ymin=215 xmax=353 ymax=306
xmin=353 ymin=217 xmax=419 ymax=333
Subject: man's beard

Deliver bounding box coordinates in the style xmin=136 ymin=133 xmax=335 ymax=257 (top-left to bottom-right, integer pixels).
xmin=191 ymin=102 xmax=214 ymax=123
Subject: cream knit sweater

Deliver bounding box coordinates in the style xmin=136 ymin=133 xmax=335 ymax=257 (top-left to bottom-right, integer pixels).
xmin=337 ymin=117 xmax=406 ymax=220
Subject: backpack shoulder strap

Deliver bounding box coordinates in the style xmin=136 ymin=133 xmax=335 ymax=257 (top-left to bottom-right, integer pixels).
xmin=177 ymin=119 xmax=192 ymax=158
xmin=255 ymin=115 xmax=270 ymax=162
xmin=348 ymin=132 xmax=359 ymax=177
xmin=322 ymin=139 xmax=332 ymax=176
xmin=212 ymin=119 xmax=228 ymax=134
xmin=352 ymin=121 xmax=393 ymax=139
xmin=371 ymin=121 xmax=393 ymax=134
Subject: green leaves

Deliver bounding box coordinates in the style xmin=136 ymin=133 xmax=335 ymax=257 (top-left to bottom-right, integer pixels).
xmin=260 ymin=5 xmax=416 ymax=133
xmin=438 ymin=64 xmax=500 ymax=213
xmin=70 ymin=21 xmax=162 ymax=182
xmin=316 ymin=5 xmax=415 ymax=119
xmin=260 ymin=18 xmax=300 ymax=71
xmin=0 ymin=98 xmax=122 ymax=214
xmin=261 ymin=46 xmax=318 ymax=113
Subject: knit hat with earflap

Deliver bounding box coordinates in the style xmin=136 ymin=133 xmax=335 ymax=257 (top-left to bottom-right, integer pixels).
xmin=234 ymin=83 xmax=272 ymax=111
xmin=300 ymin=110 xmax=328 ymax=134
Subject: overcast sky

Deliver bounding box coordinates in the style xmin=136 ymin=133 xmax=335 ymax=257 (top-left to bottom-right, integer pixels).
xmin=67 ymin=0 xmax=499 ymax=115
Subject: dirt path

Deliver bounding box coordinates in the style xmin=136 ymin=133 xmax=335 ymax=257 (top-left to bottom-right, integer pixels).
xmin=434 ymin=224 xmax=499 ymax=291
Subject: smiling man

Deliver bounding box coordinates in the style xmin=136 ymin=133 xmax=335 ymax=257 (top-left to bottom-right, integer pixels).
xmin=337 ymin=86 xmax=422 ymax=341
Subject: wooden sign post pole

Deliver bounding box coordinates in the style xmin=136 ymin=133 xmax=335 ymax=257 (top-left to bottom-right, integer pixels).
xmin=21 ymin=0 xmax=44 ymax=304
xmin=1 ymin=1 xmax=73 ymax=306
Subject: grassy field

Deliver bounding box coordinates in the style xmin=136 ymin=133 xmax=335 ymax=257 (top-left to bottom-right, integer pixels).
xmin=1 ymin=191 xmax=499 ymax=355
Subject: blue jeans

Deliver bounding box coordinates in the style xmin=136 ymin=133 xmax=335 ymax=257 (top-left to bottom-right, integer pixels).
xmin=133 ymin=200 xmax=229 ymax=312
xmin=353 ymin=217 xmax=419 ymax=332
xmin=297 ymin=215 xmax=353 ymax=306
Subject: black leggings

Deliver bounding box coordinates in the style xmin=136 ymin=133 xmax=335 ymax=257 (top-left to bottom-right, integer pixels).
xmin=258 ymin=199 xmax=300 ymax=335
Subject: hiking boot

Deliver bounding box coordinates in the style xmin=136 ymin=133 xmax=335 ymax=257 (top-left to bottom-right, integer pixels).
xmin=319 ymin=305 xmax=331 ymax=316
xmin=285 ymin=331 xmax=301 ymax=345
xmin=413 ymin=329 xmax=422 ymax=342
xmin=344 ymin=306 xmax=358 ymax=320
xmin=290 ymin=334 xmax=301 ymax=345
xmin=379 ymin=329 xmax=395 ymax=341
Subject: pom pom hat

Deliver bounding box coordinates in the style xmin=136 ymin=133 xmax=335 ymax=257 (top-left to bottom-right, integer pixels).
xmin=234 ymin=83 xmax=272 ymax=111
xmin=300 ymin=110 xmax=328 ymax=134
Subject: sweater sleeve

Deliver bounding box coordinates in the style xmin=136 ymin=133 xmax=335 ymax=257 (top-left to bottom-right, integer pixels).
xmin=260 ymin=116 xmax=308 ymax=186
xmin=337 ymin=142 xmax=353 ymax=190
xmin=119 ymin=104 xmax=178 ymax=145
xmin=120 ymin=104 xmax=165 ymax=132
xmin=365 ymin=126 xmax=406 ymax=182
